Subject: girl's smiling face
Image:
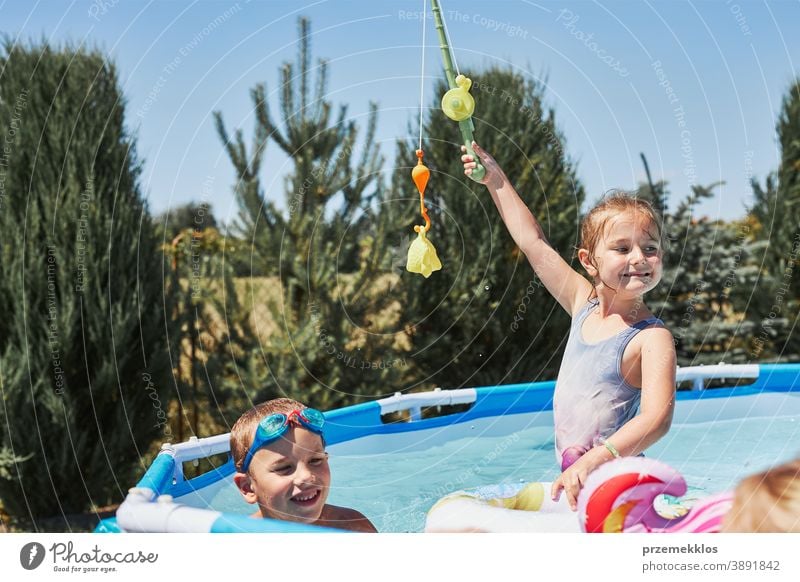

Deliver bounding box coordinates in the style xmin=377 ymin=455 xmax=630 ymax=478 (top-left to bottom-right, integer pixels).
xmin=239 ymin=426 xmax=331 ymax=524
xmin=583 ymin=211 xmax=663 ymax=297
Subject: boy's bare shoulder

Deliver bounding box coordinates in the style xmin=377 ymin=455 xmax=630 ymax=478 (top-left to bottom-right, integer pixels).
xmin=318 ymin=504 xmax=378 ymax=533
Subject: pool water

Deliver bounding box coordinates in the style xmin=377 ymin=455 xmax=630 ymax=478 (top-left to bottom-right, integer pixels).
xmin=199 ymin=411 xmax=799 ymax=532
xmin=326 ymin=414 xmax=799 ymax=532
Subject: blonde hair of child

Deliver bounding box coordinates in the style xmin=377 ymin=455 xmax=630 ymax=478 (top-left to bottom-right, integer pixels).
xmin=230 ymin=398 xmax=307 ymax=472
xmin=722 ymin=458 xmax=800 ymax=533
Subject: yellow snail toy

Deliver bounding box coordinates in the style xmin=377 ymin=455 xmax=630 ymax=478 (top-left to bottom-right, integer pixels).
xmin=441 ymin=74 xmax=475 ymax=122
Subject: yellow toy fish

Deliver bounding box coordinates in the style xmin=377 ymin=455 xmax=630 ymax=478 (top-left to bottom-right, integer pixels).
xmin=406 ymin=227 xmax=442 ymax=278
xmin=406 ymin=149 xmax=442 ymax=278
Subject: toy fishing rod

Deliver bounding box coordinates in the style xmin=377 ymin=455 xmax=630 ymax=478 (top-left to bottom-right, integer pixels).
xmin=431 ymin=0 xmax=485 ymax=182
xmin=406 ymin=0 xmax=485 ymax=278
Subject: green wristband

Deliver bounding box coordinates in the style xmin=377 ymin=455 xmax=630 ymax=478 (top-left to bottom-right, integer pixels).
xmin=603 ymin=440 xmax=620 ymax=458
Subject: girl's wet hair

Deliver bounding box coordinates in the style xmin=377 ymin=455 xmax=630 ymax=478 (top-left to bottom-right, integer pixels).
xmin=578 ymin=191 xmax=666 ymax=273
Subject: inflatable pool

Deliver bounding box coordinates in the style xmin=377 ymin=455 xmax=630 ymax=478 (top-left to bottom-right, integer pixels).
xmin=95 ymin=363 xmax=800 ymax=533
xmin=425 ymin=481 xmax=578 ymax=532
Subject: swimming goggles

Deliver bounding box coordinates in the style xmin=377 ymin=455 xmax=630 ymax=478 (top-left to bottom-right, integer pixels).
xmin=240 ymin=408 xmax=325 ymax=473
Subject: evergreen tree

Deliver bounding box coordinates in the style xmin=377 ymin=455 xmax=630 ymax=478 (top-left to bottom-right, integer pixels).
xmin=0 ymin=42 xmax=171 ymax=527
xmin=391 ymin=67 xmax=585 ymax=389
xmin=155 ymin=204 xmax=252 ymax=437
xmin=214 ymin=18 xmax=408 ymax=410
xmin=642 ymin=180 xmax=760 ymax=367
xmin=749 ymin=80 xmax=800 ymax=361
xmin=751 ymin=80 xmax=800 ymax=269
xmin=154 ymin=201 xmax=218 ymax=242
xmin=160 ymin=219 xmax=265 ymax=438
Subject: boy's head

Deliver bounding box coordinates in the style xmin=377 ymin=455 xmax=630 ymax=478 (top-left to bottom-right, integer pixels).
xmin=578 ymin=192 xmax=665 ymax=297
xmin=231 ymin=398 xmax=331 ymax=524
xmin=722 ymin=458 xmax=800 ymax=532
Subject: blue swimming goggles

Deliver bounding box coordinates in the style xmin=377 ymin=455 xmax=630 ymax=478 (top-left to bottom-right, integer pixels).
xmin=240 ymin=408 xmax=325 ymax=473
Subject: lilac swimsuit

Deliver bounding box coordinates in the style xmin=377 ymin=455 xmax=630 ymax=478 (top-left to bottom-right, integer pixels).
xmin=553 ymin=299 xmax=662 ymax=467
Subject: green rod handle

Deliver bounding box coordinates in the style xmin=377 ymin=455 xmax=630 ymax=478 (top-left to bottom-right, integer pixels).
xmin=431 ymin=0 xmax=485 ymax=183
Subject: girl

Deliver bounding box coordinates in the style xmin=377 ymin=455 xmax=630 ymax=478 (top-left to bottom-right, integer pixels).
xmin=463 ymin=142 xmax=676 ymax=510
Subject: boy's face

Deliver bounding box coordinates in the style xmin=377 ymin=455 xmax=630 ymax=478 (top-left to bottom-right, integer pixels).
xmin=236 ymin=426 xmax=331 ymax=524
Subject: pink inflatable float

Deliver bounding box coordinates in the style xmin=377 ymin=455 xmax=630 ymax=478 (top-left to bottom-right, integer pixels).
xmin=577 ymin=457 xmax=733 ymax=533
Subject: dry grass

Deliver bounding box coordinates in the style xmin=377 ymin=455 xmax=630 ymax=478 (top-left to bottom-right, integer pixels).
xmin=222 ymin=275 xmax=409 ymax=349
xmin=232 ymin=277 xmax=281 ymax=343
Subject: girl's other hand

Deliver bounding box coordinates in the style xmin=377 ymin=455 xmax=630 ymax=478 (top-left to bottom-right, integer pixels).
xmin=461 ymin=141 xmax=505 ymax=187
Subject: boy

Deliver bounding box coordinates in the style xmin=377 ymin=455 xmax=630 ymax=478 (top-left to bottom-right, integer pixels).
xmin=722 ymin=458 xmax=800 ymax=532
xmin=231 ymin=398 xmax=377 ymax=532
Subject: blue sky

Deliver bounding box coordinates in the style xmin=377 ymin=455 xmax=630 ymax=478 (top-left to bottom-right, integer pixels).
xmin=2 ymin=0 xmax=798 ymax=223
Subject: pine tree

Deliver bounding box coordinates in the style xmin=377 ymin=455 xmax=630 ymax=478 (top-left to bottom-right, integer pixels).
xmin=153 ymin=200 xmax=252 ymax=440
xmin=154 ymin=201 xmax=218 ymax=242
xmin=391 ymin=67 xmax=585 ymax=389
xmin=0 ymin=42 xmax=171 ymax=527
xmin=161 ymin=224 xmax=236 ymax=440
xmin=751 ymin=80 xmax=800 ymax=268
xmin=749 ymin=80 xmax=800 ymax=361
xmin=641 ymin=180 xmax=760 ymax=366
xmin=213 ymin=18 xmax=408 ymax=410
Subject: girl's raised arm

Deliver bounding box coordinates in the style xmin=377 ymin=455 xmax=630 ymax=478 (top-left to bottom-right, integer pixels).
xmin=463 ymin=142 xmax=592 ymax=316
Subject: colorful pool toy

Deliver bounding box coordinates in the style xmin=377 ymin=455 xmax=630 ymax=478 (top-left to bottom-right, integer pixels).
xmin=578 ymin=457 xmax=734 ymax=533
xmin=425 ymin=457 xmax=734 ymax=533
xmin=406 ymin=149 xmax=442 ymax=278
xmin=425 ymin=481 xmax=578 ymax=532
